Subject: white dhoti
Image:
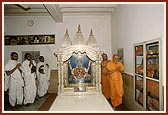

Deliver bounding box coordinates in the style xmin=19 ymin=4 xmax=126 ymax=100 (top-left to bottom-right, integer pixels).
xmin=9 ymin=77 xmax=24 ymax=106
xmin=37 ymin=73 xmax=48 ymax=97
xmin=4 ymin=73 xmax=9 ymax=92
xmin=4 ymin=60 xmax=24 ymax=107
xmin=23 ymin=74 xmax=37 ymax=104
xmin=36 ymin=62 xmax=51 ymax=97
xmin=21 ymin=59 xmax=37 ymax=105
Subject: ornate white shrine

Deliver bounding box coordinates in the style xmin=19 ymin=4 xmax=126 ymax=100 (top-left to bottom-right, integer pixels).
xmin=55 ymin=25 xmax=103 ymax=95
xmin=50 ymin=25 xmax=113 ymax=112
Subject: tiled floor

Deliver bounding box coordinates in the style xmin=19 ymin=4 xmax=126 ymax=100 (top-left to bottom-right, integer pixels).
xmin=115 ymin=103 xmax=130 ymax=111
xmin=4 ymin=91 xmax=129 ymax=111
xmin=106 ymin=98 xmax=130 ymax=111
xmin=4 ymin=91 xmax=50 ymax=111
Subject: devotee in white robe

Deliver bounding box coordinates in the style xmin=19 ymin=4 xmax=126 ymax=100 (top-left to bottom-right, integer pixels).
xmin=21 ymin=53 xmax=37 ymax=106
xmin=36 ymin=56 xmax=50 ymax=97
xmin=4 ymin=72 xmax=9 ymax=92
xmin=4 ymin=52 xmax=24 ymax=109
xmin=46 ymin=63 xmax=51 ymax=90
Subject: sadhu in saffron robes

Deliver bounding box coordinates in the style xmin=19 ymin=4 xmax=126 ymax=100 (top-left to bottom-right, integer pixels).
xmin=101 ymin=60 xmax=111 ymax=99
xmin=107 ymin=61 xmax=124 ymax=107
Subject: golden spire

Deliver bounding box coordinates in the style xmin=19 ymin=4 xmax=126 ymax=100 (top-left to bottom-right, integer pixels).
xmin=65 ymin=29 xmax=69 ymax=36
xmin=61 ymin=28 xmax=72 ymax=47
xmin=90 ymin=29 xmax=93 ymax=36
xmin=77 ymin=24 xmax=82 ymax=33
xmin=73 ymin=24 xmax=85 ymax=45
xmin=86 ymin=29 xmax=97 ymax=47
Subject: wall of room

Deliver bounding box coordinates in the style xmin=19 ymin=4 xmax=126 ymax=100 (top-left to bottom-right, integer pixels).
xmin=3 ymin=4 xmax=166 ymax=110
xmin=4 ymin=14 xmax=112 ymax=69
xmin=110 ymin=4 xmax=165 ymax=111
xmin=111 ymin=4 xmax=165 ymax=81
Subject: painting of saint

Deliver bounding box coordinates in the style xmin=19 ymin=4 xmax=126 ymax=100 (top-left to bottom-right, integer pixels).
xmin=68 ymin=55 xmax=91 ymax=84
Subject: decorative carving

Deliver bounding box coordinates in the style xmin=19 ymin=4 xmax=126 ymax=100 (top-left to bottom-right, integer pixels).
xmin=57 ymin=45 xmax=101 ymax=62
xmin=55 ymin=25 xmax=103 ymax=95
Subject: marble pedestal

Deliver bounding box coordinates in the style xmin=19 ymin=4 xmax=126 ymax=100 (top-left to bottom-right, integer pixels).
xmin=49 ymin=94 xmax=113 ymax=112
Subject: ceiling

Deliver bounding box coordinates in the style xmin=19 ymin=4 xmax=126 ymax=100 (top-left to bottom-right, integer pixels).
xmin=4 ymin=4 xmax=118 ymax=22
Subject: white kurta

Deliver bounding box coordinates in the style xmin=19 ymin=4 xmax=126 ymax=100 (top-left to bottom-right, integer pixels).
xmin=4 ymin=60 xmax=24 ymax=107
xmin=36 ymin=62 xmax=50 ymax=97
xmin=21 ymin=59 xmax=37 ymax=105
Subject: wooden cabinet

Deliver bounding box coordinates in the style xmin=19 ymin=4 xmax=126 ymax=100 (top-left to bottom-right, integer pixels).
xmin=134 ymin=39 xmax=163 ymax=111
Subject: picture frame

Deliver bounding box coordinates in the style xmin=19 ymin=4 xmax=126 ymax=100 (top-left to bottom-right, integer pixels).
xmin=117 ymin=48 xmax=124 ymax=64
xmin=68 ymin=54 xmax=91 ymax=84
xmin=146 ymin=57 xmax=159 ymax=80
xmin=5 ymin=34 xmax=55 ymax=45
xmin=22 ymin=51 xmax=40 ymax=63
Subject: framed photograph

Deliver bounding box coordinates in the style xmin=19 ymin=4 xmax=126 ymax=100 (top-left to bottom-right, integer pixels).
xmin=117 ymin=48 xmax=124 ymax=64
xmin=146 ymin=57 xmax=159 ymax=80
xmin=146 ymin=79 xmax=159 ymax=110
xmin=68 ymin=54 xmax=91 ymax=84
xmin=135 ymin=75 xmax=143 ymax=106
xmin=22 ymin=51 xmax=40 ymax=63
xmin=5 ymin=34 xmax=55 ymax=45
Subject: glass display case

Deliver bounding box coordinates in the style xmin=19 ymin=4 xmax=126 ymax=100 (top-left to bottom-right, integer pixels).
xmin=146 ymin=79 xmax=159 ymax=110
xmin=146 ymin=41 xmax=160 ymax=110
xmin=135 ymin=44 xmax=144 ymax=106
xmin=135 ymin=75 xmax=143 ymax=106
xmin=146 ymin=42 xmax=159 ymax=80
xmin=134 ymin=39 xmax=163 ymax=111
xmin=135 ymin=45 xmax=143 ymax=75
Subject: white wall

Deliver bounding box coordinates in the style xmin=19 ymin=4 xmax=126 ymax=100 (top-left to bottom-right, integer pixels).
xmin=111 ymin=4 xmax=165 ymax=78
xmin=4 ymin=14 xmax=112 ymax=69
xmin=4 ymin=4 xmax=165 ymax=85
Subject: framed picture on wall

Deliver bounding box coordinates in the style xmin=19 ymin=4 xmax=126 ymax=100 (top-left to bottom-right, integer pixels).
xmin=22 ymin=51 xmax=40 ymax=63
xmin=117 ymin=48 xmax=124 ymax=64
xmin=5 ymin=34 xmax=55 ymax=45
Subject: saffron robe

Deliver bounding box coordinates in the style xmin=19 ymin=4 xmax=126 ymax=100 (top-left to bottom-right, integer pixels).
xmin=101 ymin=60 xmax=110 ymax=99
xmin=73 ymin=66 xmax=87 ymax=78
xmin=107 ymin=61 xmax=124 ymax=107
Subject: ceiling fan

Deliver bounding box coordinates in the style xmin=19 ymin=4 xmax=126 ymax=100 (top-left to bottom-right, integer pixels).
xmin=15 ymin=4 xmax=31 ymax=11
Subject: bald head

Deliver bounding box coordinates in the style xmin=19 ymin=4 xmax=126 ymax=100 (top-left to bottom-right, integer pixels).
xmin=112 ymin=54 xmax=119 ymax=63
xmin=113 ymin=54 xmax=119 ymax=58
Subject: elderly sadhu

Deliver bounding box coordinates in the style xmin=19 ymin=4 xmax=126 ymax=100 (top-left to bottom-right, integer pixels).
xmin=107 ymin=54 xmax=124 ymax=110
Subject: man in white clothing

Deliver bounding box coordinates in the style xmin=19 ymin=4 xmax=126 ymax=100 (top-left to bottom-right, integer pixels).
xmin=21 ymin=53 xmax=37 ymax=106
xmin=4 ymin=52 xmax=24 ymax=110
xmin=36 ymin=56 xmax=50 ymax=97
